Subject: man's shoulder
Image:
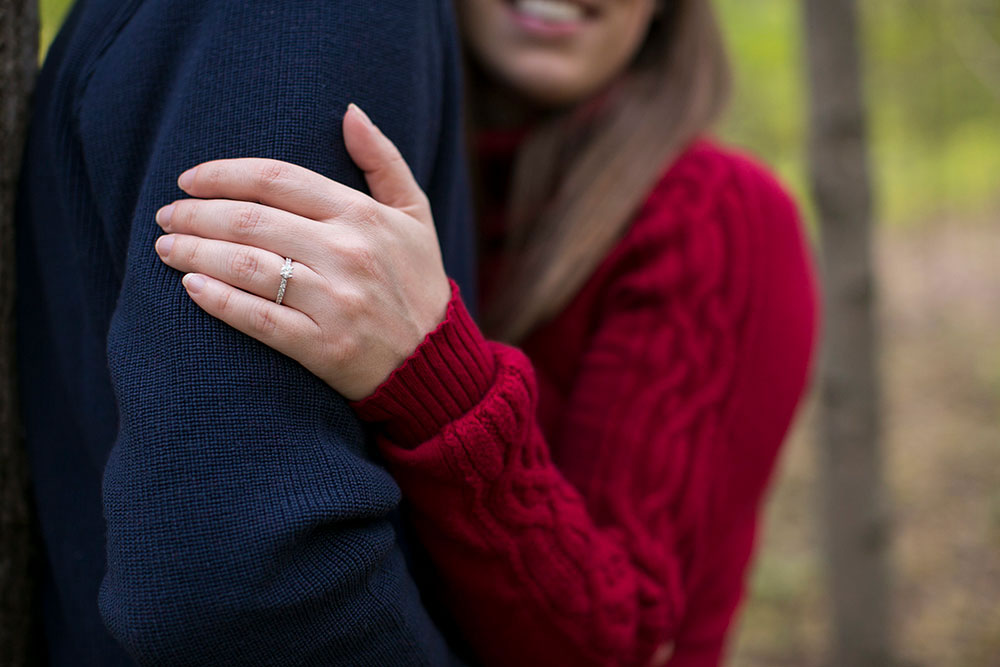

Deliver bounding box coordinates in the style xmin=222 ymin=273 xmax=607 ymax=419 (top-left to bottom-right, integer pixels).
xmin=68 ymin=0 xmax=448 ymax=72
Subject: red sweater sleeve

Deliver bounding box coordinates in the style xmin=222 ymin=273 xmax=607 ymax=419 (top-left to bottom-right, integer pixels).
xmin=353 ymin=147 xmax=818 ymax=667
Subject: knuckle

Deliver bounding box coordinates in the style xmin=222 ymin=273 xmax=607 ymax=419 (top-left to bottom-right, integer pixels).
xmin=348 ymin=198 xmax=381 ymax=226
xmin=384 ymin=150 xmax=406 ymax=174
xmin=319 ymin=237 xmax=342 ymax=262
xmin=257 ymin=161 xmax=287 ymax=189
xmin=313 ymin=191 xmax=342 ymax=218
xmin=182 ymin=237 xmax=201 ymax=265
xmin=174 ymin=200 xmax=196 ymax=228
xmin=202 ymin=164 xmax=226 ymax=189
xmin=228 ymin=248 xmax=260 ymax=283
xmin=341 ymin=240 xmax=380 ymax=278
xmin=250 ymin=303 xmax=278 ymax=335
xmin=215 ymin=286 xmax=234 ymax=315
xmin=363 ymin=200 xmax=383 ymax=225
xmin=233 ymin=205 xmax=264 ymax=237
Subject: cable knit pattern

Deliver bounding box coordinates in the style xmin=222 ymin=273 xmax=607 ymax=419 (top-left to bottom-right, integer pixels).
xmin=353 ymin=140 xmax=819 ymax=666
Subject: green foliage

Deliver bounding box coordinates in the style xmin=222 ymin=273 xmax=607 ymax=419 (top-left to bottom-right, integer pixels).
xmin=715 ymin=0 xmax=1000 ymax=227
xmin=39 ymin=0 xmax=71 ymax=61
xmin=862 ymin=0 xmax=1000 ymax=224
xmin=714 ymin=0 xmax=811 ymax=224
xmin=39 ymin=0 xmax=1000 ymax=226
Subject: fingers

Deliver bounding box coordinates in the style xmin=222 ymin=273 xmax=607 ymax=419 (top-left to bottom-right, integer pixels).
xmin=343 ymin=104 xmax=432 ymax=223
xmin=179 ymin=272 xmax=319 ymax=359
xmin=155 ymin=233 xmax=321 ymax=312
xmin=176 ymin=157 xmax=368 ymax=222
xmin=156 ymin=198 xmax=329 ymax=266
xmin=172 ymin=107 xmax=429 ymax=231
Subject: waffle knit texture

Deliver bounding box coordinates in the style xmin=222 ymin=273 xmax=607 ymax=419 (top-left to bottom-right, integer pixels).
xmin=15 ymin=0 xmax=473 ymax=664
xmin=353 ymin=140 xmax=820 ymax=667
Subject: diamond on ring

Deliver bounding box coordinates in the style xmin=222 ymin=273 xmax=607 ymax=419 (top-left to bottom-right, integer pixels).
xmin=276 ymin=257 xmax=294 ymax=305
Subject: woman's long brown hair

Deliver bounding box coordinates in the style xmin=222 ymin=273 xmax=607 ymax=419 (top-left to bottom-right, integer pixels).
xmin=477 ymin=0 xmax=731 ymax=342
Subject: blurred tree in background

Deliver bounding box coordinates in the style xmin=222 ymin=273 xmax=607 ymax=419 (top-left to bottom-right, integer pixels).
xmin=1 ymin=0 xmax=38 ymax=664
xmin=713 ymin=2 xmax=1000 ymax=667
xmin=804 ymin=2 xmax=888 ymax=665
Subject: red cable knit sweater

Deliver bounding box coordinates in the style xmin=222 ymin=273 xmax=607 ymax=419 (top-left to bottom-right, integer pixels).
xmin=353 ymin=139 xmax=819 ymax=666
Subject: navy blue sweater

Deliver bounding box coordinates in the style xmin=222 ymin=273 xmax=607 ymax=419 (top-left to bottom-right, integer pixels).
xmin=16 ymin=0 xmax=474 ymax=664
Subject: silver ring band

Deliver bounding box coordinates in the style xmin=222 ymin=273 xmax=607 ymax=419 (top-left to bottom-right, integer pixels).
xmin=275 ymin=257 xmax=294 ymax=305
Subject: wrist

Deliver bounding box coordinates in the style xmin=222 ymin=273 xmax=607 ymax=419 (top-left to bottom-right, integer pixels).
xmin=417 ymin=273 xmax=453 ymax=346
xmin=351 ymin=280 xmax=496 ymax=444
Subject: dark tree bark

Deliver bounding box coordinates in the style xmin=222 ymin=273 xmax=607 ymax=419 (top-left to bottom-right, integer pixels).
xmin=1 ymin=1 xmax=39 ymax=664
xmin=803 ymin=1 xmax=893 ymax=666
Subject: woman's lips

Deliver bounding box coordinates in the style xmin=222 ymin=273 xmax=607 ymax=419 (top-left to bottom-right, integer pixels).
xmin=505 ymin=0 xmax=597 ymax=37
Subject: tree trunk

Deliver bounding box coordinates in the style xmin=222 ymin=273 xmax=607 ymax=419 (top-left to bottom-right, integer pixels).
xmin=803 ymin=2 xmax=893 ymax=666
xmin=0 ymin=0 xmax=39 ymax=664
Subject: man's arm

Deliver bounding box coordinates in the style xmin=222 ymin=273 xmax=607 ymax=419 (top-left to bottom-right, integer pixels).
xmin=79 ymin=0 xmax=468 ymax=662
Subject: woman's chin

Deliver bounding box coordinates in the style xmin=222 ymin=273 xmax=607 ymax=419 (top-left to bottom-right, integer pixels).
xmin=500 ymin=69 xmax=597 ymax=109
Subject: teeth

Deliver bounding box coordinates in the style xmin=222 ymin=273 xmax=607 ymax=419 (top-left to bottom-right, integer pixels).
xmin=514 ymin=0 xmax=585 ymax=23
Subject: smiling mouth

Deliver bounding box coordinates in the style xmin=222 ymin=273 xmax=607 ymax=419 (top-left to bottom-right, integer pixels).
xmin=506 ymin=0 xmax=599 ymax=25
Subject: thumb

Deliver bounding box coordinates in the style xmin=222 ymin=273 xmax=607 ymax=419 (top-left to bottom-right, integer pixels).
xmin=343 ymin=103 xmax=431 ymax=223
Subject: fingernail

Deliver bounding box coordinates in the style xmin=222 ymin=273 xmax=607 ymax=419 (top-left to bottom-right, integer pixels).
xmin=156 ymin=203 xmax=175 ymax=227
xmin=182 ymin=273 xmax=206 ymax=294
xmin=155 ymin=234 xmax=174 ymax=257
xmin=348 ymin=103 xmax=374 ymax=128
xmin=178 ymin=166 xmax=198 ymax=190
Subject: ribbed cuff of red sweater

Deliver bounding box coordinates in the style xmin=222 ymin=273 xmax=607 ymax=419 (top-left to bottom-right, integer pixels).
xmin=350 ymin=280 xmax=496 ymax=445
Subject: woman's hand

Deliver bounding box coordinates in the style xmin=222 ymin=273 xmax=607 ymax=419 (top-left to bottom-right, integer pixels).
xmin=153 ymin=104 xmax=452 ymax=401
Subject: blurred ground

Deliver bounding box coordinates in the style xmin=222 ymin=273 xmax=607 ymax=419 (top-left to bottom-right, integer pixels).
xmin=729 ymin=213 xmax=1000 ymax=667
